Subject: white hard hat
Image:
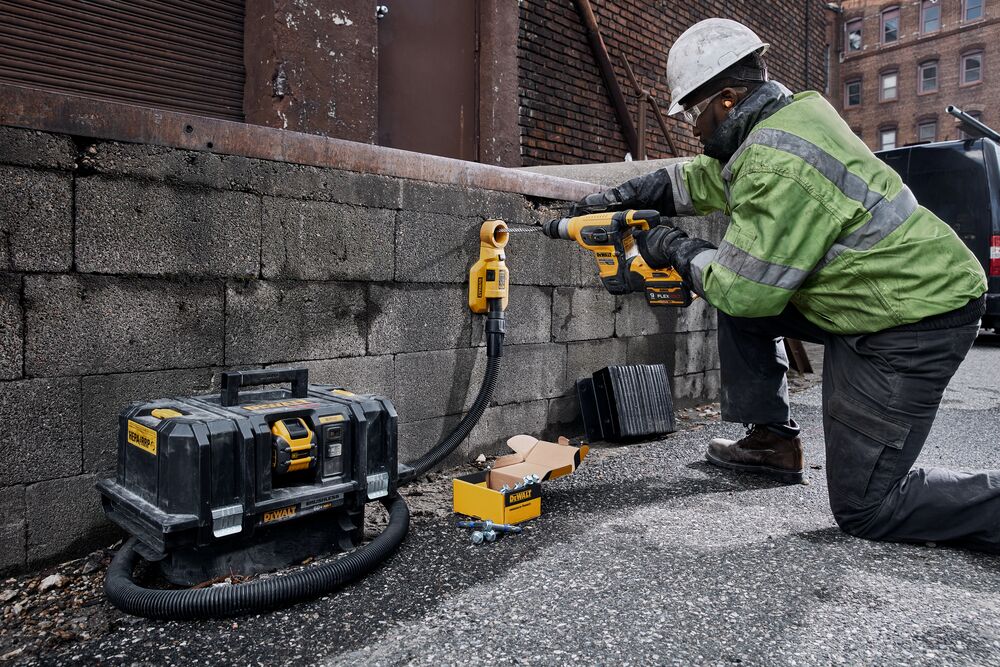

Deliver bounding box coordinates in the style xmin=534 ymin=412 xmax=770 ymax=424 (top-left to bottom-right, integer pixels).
xmin=666 ymin=19 xmax=770 ymax=116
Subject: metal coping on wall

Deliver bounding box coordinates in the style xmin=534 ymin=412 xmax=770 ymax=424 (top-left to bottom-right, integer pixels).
xmin=0 ymin=83 xmax=599 ymax=201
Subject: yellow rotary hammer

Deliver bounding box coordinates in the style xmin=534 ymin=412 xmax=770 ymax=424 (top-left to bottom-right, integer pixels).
xmin=542 ymin=209 xmax=692 ymax=307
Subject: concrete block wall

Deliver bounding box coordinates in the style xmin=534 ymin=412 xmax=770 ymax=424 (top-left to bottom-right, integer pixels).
xmin=0 ymin=126 xmax=723 ymax=572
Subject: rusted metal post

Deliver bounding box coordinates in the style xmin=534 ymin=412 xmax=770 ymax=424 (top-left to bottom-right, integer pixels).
xmin=620 ymin=52 xmax=679 ymax=157
xmin=573 ymin=0 xmax=639 ymax=158
xmin=784 ymin=339 xmax=814 ymax=375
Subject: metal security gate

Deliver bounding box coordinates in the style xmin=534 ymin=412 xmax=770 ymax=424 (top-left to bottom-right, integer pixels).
xmin=377 ymin=0 xmax=479 ymax=160
xmin=0 ymin=0 xmax=245 ymax=120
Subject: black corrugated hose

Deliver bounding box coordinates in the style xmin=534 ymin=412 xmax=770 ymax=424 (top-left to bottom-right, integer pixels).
xmin=105 ymin=299 xmax=504 ymax=620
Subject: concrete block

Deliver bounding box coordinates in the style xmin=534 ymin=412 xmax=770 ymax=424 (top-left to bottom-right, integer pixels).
xmin=26 ymin=474 xmax=119 ymax=566
xmin=469 ymin=399 xmax=549 ymax=456
xmin=249 ymin=163 xmax=403 ymax=209
xmin=0 ymin=485 xmax=26 ymax=573
xmin=25 ymin=274 xmax=224 ymax=375
xmin=75 ymin=176 xmax=260 ymax=278
xmin=675 ymin=297 xmax=717 ymax=333
xmin=565 ymin=338 xmax=629 ymax=387
xmin=552 ymin=287 xmax=616 ymax=342
xmin=505 ymin=227 xmax=580 ymax=286
xmin=0 ymin=166 xmax=72 ymax=271
xmin=399 ymin=180 xmax=527 ymax=221
xmin=83 ymin=142 xmax=254 ymax=191
xmin=472 ymin=285 xmax=552 ymax=347
xmin=226 ymin=280 xmax=367 ymax=365
xmin=393 ymin=348 xmax=483 ymax=423
xmin=494 ymin=343 xmax=567 ymax=405
xmin=397 ymin=413 xmax=465 ymax=468
xmin=672 ymin=370 xmax=722 ymax=406
xmin=0 ymin=273 xmax=22 ymax=380
xmin=368 ymin=284 xmax=471 ymax=354
xmin=0 ymin=377 xmax=81 ymax=486
xmin=575 ymin=249 xmax=606 ymax=289
xmin=673 ymin=329 xmax=720 ymax=376
xmin=615 ymin=293 xmax=678 ymax=337
xmin=626 ymin=334 xmax=677 ymax=373
xmin=262 ymin=198 xmax=394 ymax=281
xmin=0 ymin=127 xmax=75 ymax=170
xmin=394 ymin=211 xmax=481 ymax=284
xmin=81 ymin=368 xmax=219 ymax=476
xmin=268 ymin=355 xmax=394 ymax=398
xmin=546 ymin=396 xmax=583 ymax=438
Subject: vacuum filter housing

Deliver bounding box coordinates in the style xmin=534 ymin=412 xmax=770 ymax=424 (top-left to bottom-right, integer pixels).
xmin=96 ymin=369 xmax=397 ymax=585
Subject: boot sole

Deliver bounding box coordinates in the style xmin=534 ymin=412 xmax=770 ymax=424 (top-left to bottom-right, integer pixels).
xmin=705 ymin=451 xmax=805 ymax=484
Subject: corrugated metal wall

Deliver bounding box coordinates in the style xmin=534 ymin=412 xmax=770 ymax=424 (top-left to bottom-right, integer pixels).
xmin=0 ymin=0 xmax=245 ymax=120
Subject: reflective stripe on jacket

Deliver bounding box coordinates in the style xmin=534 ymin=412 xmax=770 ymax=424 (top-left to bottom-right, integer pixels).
xmin=674 ymin=91 xmax=987 ymax=334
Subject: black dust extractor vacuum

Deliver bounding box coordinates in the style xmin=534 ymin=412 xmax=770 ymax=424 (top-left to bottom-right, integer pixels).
xmin=97 ymin=220 xmax=512 ymax=620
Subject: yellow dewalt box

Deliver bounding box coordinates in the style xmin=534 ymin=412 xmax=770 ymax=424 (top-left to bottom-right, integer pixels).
xmin=453 ymin=435 xmax=589 ymax=525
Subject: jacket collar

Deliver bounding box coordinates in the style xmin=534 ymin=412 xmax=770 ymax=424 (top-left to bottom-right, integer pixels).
xmin=703 ymin=81 xmax=794 ymax=162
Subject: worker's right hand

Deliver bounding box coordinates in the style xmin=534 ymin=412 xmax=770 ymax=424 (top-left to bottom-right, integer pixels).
xmin=569 ymin=168 xmax=677 ymax=218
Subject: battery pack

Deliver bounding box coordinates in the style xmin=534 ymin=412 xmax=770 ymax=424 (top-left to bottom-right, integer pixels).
xmin=96 ymin=368 xmax=397 ymax=585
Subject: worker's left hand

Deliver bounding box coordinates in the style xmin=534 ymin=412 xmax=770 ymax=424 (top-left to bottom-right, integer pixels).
xmin=634 ymin=226 xmax=716 ymax=281
xmin=569 ymin=168 xmax=677 ymax=217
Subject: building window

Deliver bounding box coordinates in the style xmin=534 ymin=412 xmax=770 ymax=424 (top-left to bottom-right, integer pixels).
xmin=881 ymin=70 xmax=898 ymax=101
xmin=846 ymin=18 xmax=863 ymax=52
xmin=845 ymin=79 xmax=862 ymax=107
xmin=918 ymin=119 xmax=938 ymax=142
xmin=962 ymin=51 xmax=983 ymax=85
xmin=919 ymin=60 xmax=939 ymax=93
xmin=882 ymin=7 xmax=900 ymax=43
xmin=922 ymin=0 xmax=942 ymax=32
xmin=881 ymin=127 xmax=898 ymax=150
xmin=965 ymin=0 xmax=985 ymax=21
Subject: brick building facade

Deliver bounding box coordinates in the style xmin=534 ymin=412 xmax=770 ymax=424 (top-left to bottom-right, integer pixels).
xmin=517 ymin=0 xmax=832 ymax=165
xmin=831 ymin=0 xmax=998 ymax=151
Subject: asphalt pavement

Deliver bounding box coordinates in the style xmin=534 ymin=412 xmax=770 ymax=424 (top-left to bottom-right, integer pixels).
xmin=19 ymin=334 xmax=1000 ymax=666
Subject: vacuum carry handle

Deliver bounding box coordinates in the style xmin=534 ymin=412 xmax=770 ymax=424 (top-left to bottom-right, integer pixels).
xmin=220 ymin=368 xmax=309 ymax=406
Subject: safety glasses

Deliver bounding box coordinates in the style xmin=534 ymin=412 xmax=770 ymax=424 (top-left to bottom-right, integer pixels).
xmin=679 ymin=87 xmax=746 ymax=125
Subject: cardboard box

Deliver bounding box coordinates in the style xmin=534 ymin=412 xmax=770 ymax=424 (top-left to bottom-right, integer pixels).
xmin=453 ymin=435 xmax=589 ymax=524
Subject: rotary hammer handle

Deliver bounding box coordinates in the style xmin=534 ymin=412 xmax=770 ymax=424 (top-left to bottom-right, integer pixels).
xmin=542 ymin=209 xmax=692 ymax=307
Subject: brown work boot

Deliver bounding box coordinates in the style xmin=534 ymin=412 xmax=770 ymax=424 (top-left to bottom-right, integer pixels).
xmin=705 ymin=423 xmax=804 ymax=484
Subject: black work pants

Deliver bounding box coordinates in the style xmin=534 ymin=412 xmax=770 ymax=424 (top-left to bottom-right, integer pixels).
xmin=718 ymin=305 xmax=1000 ymax=553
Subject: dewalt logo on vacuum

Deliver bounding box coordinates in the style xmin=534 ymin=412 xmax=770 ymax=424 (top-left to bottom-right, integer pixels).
xmin=263 ymin=506 xmax=297 ymax=524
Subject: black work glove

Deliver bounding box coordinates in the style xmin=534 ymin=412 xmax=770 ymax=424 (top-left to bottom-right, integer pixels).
xmin=570 ymin=168 xmax=677 ymax=217
xmin=634 ymin=226 xmax=716 ymax=283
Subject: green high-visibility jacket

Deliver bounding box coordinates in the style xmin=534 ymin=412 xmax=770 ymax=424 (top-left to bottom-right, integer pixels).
xmin=670 ymin=91 xmax=987 ymax=334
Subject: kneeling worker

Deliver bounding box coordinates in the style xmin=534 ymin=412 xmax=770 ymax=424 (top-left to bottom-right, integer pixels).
xmin=574 ymin=18 xmax=999 ymax=552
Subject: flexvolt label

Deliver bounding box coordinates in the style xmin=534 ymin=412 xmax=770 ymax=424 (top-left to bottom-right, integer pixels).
xmin=126 ymin=420 xmax=157 ymax=456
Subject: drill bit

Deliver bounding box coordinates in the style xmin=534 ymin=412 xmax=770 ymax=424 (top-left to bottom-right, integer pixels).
xmin=503 ymin=224 xmax=544 ymax=234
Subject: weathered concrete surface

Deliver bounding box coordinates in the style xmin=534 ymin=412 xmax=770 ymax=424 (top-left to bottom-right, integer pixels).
xmin=27 ymin=335 xmax=1000 ymax=666
xmin=76 ymin=177 xmax=261 ymax=278
xmin=0 ymin=273 xmax=22 ymax=380
xmin=225 ymin=280 xmax=367 ymax=364
xmin=25 ymin=275 xmax=224 ymax=376
xmin=0 ymin=167 xmax=72 ymax=272
xmin=262 ymin=199 xmax=395 ymax=281
xmin=0 ymin=377 xmax=81 ymax=487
